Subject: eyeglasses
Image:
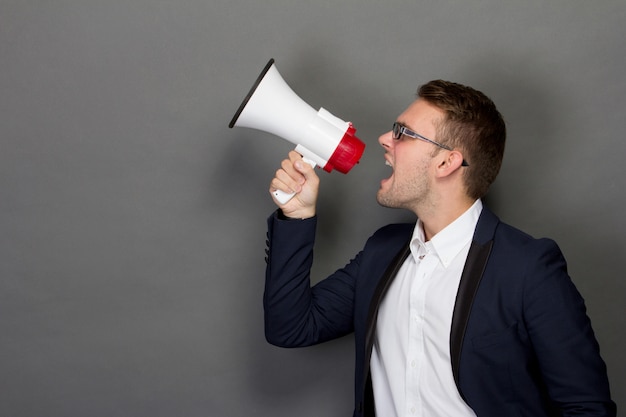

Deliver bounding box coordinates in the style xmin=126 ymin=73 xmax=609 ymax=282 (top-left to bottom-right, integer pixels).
xmin=392 ymin=122 xmax=469 ymax=166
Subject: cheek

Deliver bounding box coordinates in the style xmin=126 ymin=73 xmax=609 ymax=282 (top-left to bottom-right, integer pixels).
xmin=396 ymin=149 xmax=427 ymax=174
xmin=397 ymin=153 xmax=432 ymax=184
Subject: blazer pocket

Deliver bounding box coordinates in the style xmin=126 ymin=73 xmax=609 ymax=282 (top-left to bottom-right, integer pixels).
xmin=471 ymin=322 xmax=520 ymax=350
xmin=469 ymin=322 xmax=522 ymax=403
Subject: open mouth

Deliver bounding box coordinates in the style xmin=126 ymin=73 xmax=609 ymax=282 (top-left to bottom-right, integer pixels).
xmin=384 ymin=153 xmax=394 ymax=169
xmin=381 ymin=157 xmax=394 ymax=185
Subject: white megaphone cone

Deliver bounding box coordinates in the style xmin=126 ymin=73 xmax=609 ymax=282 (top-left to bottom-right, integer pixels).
xmin=229 ymin=58 xmax=365 ymax=203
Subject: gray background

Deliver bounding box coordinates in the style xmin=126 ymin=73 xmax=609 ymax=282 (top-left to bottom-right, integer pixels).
xmin=1 ymin=1 xmax=624 ymax=416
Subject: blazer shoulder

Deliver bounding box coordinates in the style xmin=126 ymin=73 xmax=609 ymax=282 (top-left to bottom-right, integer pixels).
xmin=357 ymin=223 xmax=414 ymax=265
xmin=480 ymin=207 xmax=559 ymax=250
xmin=494 ymin=220 xmax=561 ymax=251
xmin=366 ymin=222 xmax=414 ymax=245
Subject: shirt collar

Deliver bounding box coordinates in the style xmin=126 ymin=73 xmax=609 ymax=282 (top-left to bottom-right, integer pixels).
xmin=410 ymin=199 xmax=483 ymax=268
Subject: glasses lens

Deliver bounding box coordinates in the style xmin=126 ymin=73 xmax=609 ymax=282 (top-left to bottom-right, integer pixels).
xmin=392 ymin=123 xmax=401 ymax=139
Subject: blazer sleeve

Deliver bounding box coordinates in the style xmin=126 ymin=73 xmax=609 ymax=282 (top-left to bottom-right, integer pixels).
xmin=522 ymin=238 xmax=616 ymax=415
xmin=263 ymin=210 xmax=360 ymax=347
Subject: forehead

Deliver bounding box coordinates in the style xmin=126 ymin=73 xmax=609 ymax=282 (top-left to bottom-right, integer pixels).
xmin=397 ymin=99 xmax=444 ymax=136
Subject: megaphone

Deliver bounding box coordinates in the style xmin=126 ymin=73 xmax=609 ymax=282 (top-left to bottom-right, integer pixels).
xmin=228 ymin=58 xmax=366 ymax=203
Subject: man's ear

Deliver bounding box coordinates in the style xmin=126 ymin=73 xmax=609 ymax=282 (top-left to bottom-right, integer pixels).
xmin=436 ymin=150 xmax=465 ymax=177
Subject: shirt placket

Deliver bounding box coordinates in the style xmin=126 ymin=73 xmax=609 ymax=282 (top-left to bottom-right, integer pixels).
xmin=406 ymin=243 xmax=439 ymax=416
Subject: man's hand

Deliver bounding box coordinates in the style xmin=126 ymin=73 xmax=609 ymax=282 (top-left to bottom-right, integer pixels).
xmin=269 ymin=150 xmax=319 ymax=219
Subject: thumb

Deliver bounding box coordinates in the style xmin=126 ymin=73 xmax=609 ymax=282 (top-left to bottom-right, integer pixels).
xmin=294 ymin=158 xmax=316 ymax=177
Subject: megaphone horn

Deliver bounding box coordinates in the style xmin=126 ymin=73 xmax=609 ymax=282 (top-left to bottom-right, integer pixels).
xmin=228 ymin=59 xmax=365 ymax=203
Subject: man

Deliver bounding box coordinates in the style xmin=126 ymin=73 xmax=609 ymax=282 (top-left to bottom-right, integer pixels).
xmin=263 ymin=80 xmax=616 ymax=416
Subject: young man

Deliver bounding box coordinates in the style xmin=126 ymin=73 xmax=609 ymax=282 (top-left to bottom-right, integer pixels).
xmin=263 ymin=80 xmax=615 ymax=416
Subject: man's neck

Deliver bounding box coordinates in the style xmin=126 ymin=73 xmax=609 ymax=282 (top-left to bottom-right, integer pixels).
xmin=417 ymin=197 xmax=477 ymax=241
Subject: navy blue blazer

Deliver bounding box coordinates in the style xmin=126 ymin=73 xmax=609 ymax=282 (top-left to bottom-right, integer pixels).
xmin=264 ymin=207 xmax=615 ymax=416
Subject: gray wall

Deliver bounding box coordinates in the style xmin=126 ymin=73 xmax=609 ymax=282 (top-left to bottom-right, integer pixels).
xmin=1 ymin=1 xmax=624 ymax=416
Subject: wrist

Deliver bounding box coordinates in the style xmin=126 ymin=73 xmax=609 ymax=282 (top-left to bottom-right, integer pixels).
xmin=278 ymin=208 xmax=316 ymax=220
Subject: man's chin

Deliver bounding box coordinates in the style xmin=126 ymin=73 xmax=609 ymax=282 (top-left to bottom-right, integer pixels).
xmin=376 ymin=189 xmax=394 ymax=208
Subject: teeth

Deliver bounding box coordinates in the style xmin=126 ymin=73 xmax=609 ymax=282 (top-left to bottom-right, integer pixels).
xmin=385 ymin=160 xmax=392 ymax=167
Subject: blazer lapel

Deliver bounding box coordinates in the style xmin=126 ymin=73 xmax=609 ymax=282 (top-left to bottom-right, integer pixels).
xmin=450 ymin=208 xmax=499 ymax=394
xmin=362 ymin=242 xmax=411 ymax=414
xmin=364 ymin=243 xmax=411 ymax=359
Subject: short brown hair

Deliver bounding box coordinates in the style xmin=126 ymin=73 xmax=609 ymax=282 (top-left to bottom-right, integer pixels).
xmin=418 ymin=80 xmax=506 ymax=199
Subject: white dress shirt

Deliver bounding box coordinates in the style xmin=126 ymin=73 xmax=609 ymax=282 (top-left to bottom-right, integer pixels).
xmin=370 ymin=200 xmax=482 ymax=417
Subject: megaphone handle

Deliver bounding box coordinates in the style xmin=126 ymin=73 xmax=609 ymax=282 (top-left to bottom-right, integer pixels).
xmin=272 ymin=157 xmax=317 ymax=204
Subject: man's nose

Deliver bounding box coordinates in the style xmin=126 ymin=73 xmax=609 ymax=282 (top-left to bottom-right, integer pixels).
xmin=378 ymin=130 xmax=393 ymax=149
